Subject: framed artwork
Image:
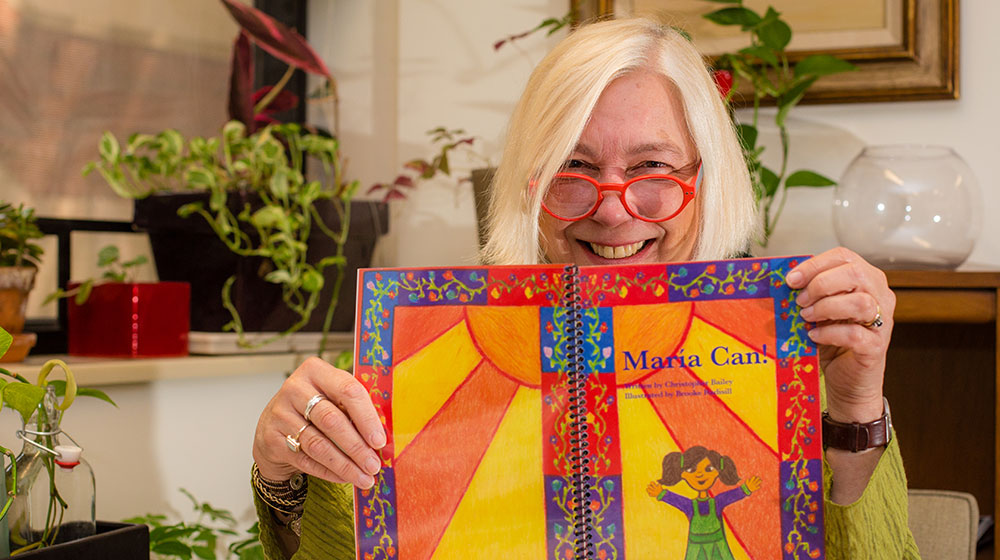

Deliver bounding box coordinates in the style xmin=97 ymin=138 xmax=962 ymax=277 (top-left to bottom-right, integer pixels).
xmin=576 ymin=0 xmax=958 ymax=104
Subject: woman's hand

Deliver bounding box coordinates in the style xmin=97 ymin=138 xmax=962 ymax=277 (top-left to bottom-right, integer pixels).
xmin=786 ymin=247 xmax=895 ymax=424
xmin=252 ymin=357 xmax=387 ymax=488
xmin=646 ymin=481 xmax=664 ymax=497
xmin=744 ymin=475 xmax=762 ymax=493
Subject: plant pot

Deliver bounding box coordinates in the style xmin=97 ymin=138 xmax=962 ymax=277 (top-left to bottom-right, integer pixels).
xmin=67 ymin=282 xmax=190 ymax=357
xmin=134 ymin=194 xmax=389 ymax=334
xmin=0 ymin=267 xmax=38 ymax=362
xmin=0 ymin=267 xmax=36 ymax=334
xmin=14 ymin=521 xmax=148 ymax=560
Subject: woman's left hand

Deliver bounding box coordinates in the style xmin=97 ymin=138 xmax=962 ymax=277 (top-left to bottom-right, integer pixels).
xmin=785 ymin=247 xmax=895 ymax=424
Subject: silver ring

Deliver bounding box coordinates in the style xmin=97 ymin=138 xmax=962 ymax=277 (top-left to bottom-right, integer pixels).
xmin=303 ymin=394 xmax=326 ymax=423
xmin=861 ymin=304 xmax=883 ymax=329
xmin=285 ymin=423 xmax=309 ymax=453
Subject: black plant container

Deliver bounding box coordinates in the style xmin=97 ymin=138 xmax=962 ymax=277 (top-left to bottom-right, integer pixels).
xmin=16 ymin=521 xmax=149 ymax=560
xmin=134 ymin=193 xmax=389 ymax=334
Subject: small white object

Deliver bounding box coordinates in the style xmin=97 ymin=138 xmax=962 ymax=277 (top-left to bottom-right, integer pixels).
xmin=54 ymin=445 xmax=82 ymax=470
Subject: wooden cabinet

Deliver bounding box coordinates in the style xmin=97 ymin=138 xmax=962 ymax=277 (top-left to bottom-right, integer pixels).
xmin=883 ymin=270 xmax=999 ymax=555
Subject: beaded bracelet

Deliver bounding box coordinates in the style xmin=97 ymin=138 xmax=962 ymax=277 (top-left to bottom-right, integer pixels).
xmin=251 ymin=463 xmax=308 ymax=516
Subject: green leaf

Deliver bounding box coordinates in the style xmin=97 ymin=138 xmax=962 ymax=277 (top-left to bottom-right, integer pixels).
xmin=192 ymin=545 xmax=216 ymax=560
xmin=177 ymin=202 xmax=203 ymax=218
xmin=97 ymin=245 xmax=120 ymax=267
xmin=738 ymin=45 xmax=778 ymax=67
xmin=122 ymin=255 xmax=149 ymax=269
xmin=98 ymin=132 xmax=120 ymax=162
xmin=269 ymin=170 xmax=289 ymax=200
xmin=785 ymin=170 xmax=837 ymax=188
xmin=761 ymin=166 xmax=780 ymax=197
xmin=186 ymin=167 xmax=216 ymax=191
xmin=756 ymin=18 xmax=791 ymax=50
xmin=47 ymin=380 xmax=117 ymax=406
xmin=152 ymin=540 xmax=193 ymax=558
xmin=704 ymin=7 xmax=761 ymax=28
xmin=250 ymin=206 xmax=285 ymax=229
xmin=263 ymin=270 xmax=293 ymax=285
xmin=74 ymin=279 xmax=94 ymax=306
xmin=736 ymin=123 xmax=758 ymax=152
xmin=0 ymin=329 xmax=9 ymax=364
xmin=301 ymin=269 xmax=324 ymax=293
xmin=776 ymin=76 xmax=817 ymax=127
xmin=3 ymin=383 xmax=46 ymax=423
xmin=794 ymin=54 xmax=857 ymax=78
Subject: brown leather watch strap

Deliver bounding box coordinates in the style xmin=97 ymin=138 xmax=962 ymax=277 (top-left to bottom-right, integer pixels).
xmin=822 ymin=398 xmax=893 ymax=452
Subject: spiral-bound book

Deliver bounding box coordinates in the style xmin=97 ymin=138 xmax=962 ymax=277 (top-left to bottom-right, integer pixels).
xmin=353 ymin=257 xmax=824 ymax=560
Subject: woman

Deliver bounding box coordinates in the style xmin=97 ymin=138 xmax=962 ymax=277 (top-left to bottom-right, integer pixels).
xmin=251 ymin=17 xmax=918 ymax=559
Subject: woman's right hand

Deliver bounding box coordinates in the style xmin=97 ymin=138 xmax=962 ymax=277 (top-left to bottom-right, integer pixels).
xmin=252 ymin=357 xmax=387 ymax=488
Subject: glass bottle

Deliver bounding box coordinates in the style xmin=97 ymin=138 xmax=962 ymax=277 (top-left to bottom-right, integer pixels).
xmin=6 ymin=386 xmax=95 ymax=550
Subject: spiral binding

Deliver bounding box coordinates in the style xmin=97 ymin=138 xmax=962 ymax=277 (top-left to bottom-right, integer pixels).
xmin=562 ymin=264 xmax=595 ymax=559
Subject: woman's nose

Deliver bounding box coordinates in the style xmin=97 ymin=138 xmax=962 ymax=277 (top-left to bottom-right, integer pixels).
xmin=589 ymin=191 xmax=632 ymax=226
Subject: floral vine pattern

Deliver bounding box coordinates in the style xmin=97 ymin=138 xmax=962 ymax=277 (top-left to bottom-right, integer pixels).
xmin=488 ymin=269 xmax=565 ymax=304
xmin=577 ymin=267 xmax=671 ymax=307
xmin=777 ymin=357 xmax=824 ymax=558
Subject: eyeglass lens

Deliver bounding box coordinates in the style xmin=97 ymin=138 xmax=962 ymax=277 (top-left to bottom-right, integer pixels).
xmin=545 ymin=176 xmax=685 ymax=220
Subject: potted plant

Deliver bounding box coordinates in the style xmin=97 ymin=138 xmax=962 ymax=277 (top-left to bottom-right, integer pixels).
xmin=44 ymin=246 xmax=190 ymax=358
xmin=0 ymin=202 xmax=44 ymax=363
xmin=0 ymin=326 xmax=121 ymax=555
xmin=85 ymin=0 xmax=389 ymax=354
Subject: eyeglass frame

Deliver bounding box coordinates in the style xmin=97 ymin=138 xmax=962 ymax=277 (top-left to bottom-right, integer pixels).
xmin=541 ymin=162 xmax=702 ymax=223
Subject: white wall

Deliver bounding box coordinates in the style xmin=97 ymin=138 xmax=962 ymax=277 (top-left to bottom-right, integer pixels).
xmin=3 ymin=0 xmax=999 ymax=537
xmin=324 ymin=0 xmax=1000 ymax=268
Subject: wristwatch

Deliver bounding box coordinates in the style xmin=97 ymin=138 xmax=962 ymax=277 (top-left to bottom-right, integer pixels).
xmin=822 ymin=397 xmax=893 ymax=452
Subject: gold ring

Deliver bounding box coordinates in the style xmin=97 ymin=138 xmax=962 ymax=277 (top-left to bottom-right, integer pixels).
xmin=285 ymin=423 xmax=310 ymax=453
xmin=860 ymin=304 xmax=883 ymax=329
xmin=303 ymin=394 xmax=326 ymax=423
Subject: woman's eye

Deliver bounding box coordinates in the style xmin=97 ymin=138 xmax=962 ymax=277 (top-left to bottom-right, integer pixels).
xmin=635 ymin=161 xmax=670 ymax=171
xmin=563 ymin=159 xmax=592 ymax=170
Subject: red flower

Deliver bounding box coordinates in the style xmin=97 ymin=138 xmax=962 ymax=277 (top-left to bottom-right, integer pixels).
xmin=387 ymin=545 xmax=396 ymax=557
xmin=798 ymin=467 xmax=809 ymax=478
xmin=459 ymin=294 xmax=469 ymax=302
xmin=808 ymin=513 xmax=816 ymax=523
xmin=406 ymin=272 xmax=414 ymax=280
xmin=690 ymin=289 xmax=700 ymax=298
xmin=375 ymin=273 xmax=382 ymax=281
xmin=365 ymin=553 xmax=374 ymax=560
xmin=752 ymin=262 xmax=761 ymax=271
xmin=713 ymin=69 xmax=733 ymax=98
xmin=706 ymin=264 xmax=716 ymax=274
xmin=382 ymin=309 xmax=390 ymax=318
xmin=443 ymin=270 xmax=454 ymax=280
xmin=365 ymin=518 xmax=373 ymax=528
xmin=785 ymin=542 xmax=795 ymax=554
xmin=362 ymin=332 xmax=370 ymax=342
xmin=429 ymin=293 xmax=438 ymax=302
xmin=590 ymin=500 xmax=600 ymax=512
xmin=600 ymin=322 xmax=607 ymax=333
xmin=724 ymin=285 xmax=735 ymax=294
xmin=809 ymin=501 xmax=818 ymax=512
xmin=545 ymin=322 xmax=553 ymax=333
xmin=781 ymin=300 xmax=789 ymax=309
xmin=362 ymin=507 xmax=371 ymax=516
xmin=810 ymin=549 xmax=821 ymax=558
xmin=809 ymin=481 xmax=819 ymax=491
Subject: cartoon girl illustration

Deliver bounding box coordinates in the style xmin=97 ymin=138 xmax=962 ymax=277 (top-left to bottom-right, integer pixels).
xmin=645 ymin=445 xmax=762 ymax=560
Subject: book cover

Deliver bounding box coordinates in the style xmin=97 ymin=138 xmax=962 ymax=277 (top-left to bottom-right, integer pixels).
xmin=353 ymin=257 xmax=823 ymax=560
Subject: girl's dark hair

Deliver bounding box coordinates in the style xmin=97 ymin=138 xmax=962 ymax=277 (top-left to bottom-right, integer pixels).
xmin=659 ymin=445 xmax=740 ymax=486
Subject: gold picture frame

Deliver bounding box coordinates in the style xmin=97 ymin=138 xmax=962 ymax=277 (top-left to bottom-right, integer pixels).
xmin=576 ymin=0 xmax=958 ymax=104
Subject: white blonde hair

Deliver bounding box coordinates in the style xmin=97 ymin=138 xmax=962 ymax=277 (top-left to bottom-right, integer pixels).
xmin=480 ymin=17 xmax=757 ymax=265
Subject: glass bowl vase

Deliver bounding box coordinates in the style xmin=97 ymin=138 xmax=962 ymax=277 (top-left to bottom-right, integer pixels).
xmin=832 ymin=145 xmax=981 ymax=269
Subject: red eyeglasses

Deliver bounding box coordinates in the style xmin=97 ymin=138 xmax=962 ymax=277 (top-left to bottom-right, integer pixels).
xmin=541 ymin=163 xmax=701 ymax=223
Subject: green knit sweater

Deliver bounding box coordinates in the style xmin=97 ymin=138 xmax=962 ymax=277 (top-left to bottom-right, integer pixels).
xmin=255 ymin=432 xmax=920 ymax=559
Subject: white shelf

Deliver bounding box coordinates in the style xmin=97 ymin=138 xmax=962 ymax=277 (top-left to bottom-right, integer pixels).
xmin=7 ymin=332 xmax=355 ymax=387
